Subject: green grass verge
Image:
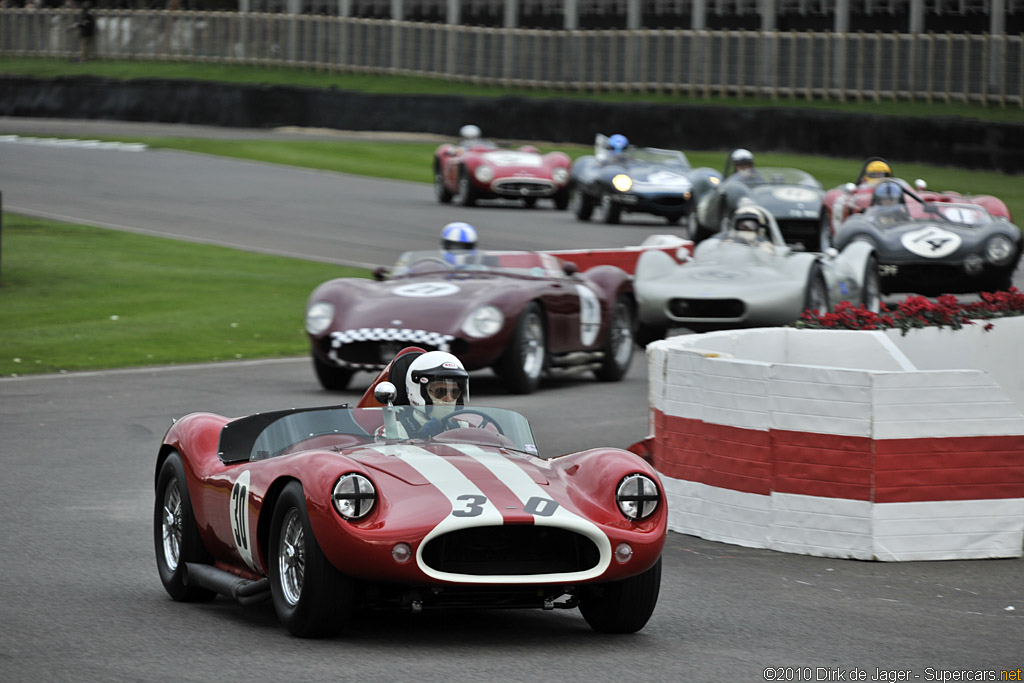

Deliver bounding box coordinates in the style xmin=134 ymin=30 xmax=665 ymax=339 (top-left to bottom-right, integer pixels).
xmin=2 ymin=57 xmax=1023 ymax=123
xmin=87 ymin=137 xmax=1024 ymax=221
xmin=0 ymin=214 xmax=367 ymax=377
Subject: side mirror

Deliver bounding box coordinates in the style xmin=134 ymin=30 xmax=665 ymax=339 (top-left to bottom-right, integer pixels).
xmin=561 ymin=260 xmax=579 ymax=276
xmin=843 ymin=182 xmax=856 ymax=193
xmin=373 ymin=266 xmax=389 ymax=281
xmin=374 ymin=381 xmax=398 ymax=406
xmin=914 ymin=178 xmax=928 ymax=191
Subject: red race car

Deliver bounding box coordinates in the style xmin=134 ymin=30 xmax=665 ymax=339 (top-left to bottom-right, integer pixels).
xmin=154 ymin=350 xmax=667 ymax=637
xmin=822 ymin=157 xmax=1012 ymax=240
xmin=304 ymin=238 xmax=692 ymax=394
xmin=433 ymin=125 xmax=572 ymax=209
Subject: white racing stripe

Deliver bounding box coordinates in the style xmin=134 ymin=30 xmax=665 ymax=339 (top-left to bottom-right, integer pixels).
xmin=370 ymin=443 xmax=612 ymax=583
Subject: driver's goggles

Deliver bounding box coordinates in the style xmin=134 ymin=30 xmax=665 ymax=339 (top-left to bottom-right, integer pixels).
xmin=866 ymin=171 xmax=889 ymax=178
xmin=427 ymin=381 xmax=462 ymax=401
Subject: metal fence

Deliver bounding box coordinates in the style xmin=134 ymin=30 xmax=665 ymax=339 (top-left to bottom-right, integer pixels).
xmin=2 ymin=8 xmax=1021 ymax=106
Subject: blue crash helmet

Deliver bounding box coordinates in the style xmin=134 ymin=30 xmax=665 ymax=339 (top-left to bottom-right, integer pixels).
xmin=441 ymin=221 xmax=478 ymax=264
xmin=873 ymin=180 xmax=903 ymax=206
xmin=608 ymin=134 xmax=629 ymax=154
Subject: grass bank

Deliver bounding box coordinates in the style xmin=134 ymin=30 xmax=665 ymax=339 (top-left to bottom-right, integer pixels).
xmin=0 ymin=214 xmax=366 ymax=377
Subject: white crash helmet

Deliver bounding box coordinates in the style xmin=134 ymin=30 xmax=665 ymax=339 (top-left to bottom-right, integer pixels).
xmin=406 ymin=351 xmax=470 ymax=412
xmin=732 ymin=205 xmax=770 ymax=237
xmin=459 ymin=124 xmax=482 ymax=140
xmin=730 ymin=148 xmax=755 ymax=168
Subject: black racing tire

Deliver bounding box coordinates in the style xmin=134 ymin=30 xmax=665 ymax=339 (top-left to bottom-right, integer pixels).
xmin=803 ymin=262 xmax=830 ymax=316
xmin=594 ymin=295 xmax=635 ymax=382
xmin=860 ymin=255 xmax=881 ymax=313
xmin=454 ymin=167 xmax=478 ymax=207
xmin=981 ymin=268 xmax=1015 ymax=293
xmin=553 ymin=188 xmax=571 ymax=211
xmin=313 ymin=356 xmax=354 ymax=391
xmin=635 ymin=322 xmax=666 ymax=347
xmin=817 ymin=212 xmax=833 ymax=252
xmin=498 ymin=302 xmax=547 ymax=394
xmin=601 ymin=194 xmax=622 ymax=224
xmin=434 ymin=164 xmax=453 ymax=204
xmin=154 ymin=451 xmax=216 ymax=603
xmin=269 ymin=482 xmax=353 ymax=638
xmin=571 ymin=187 xmax=594 ymax=221
xmin=717 ymin=198 xmax=731 ymax=234
xmin=579 ymin=557 xmax=662 ymax=634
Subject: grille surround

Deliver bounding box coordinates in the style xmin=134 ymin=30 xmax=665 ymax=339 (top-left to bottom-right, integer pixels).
xmin=421 ymin=525 xmax=601 ymax=576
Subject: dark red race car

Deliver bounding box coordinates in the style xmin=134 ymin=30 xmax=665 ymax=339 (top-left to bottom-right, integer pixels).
xmin=433 ymin=125 xmax=572 ymax=209
xmin=154 ymin=351 xmax=667 ymax=637
xmin=822 ymin=156 xmax=1012 ymax=241
xmin=304 ymin=238 xmax=691 ymax=394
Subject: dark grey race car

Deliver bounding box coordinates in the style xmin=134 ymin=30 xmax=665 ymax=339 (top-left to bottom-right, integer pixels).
xmin=570 ymin=135 xmax=721 ymax=227
xmin=833 ymin=190 xmax=1023 ymax=296
xmin=694 ymin=160 xmax=828 ymax=252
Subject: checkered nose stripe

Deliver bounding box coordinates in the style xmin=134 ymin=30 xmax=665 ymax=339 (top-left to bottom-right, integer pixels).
xmin=328 ymin=328 xmax=454 ymax=349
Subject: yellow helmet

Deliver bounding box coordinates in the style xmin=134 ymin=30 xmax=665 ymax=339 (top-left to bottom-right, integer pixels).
xmin=864 ymin=160 xmax=892 ymax=184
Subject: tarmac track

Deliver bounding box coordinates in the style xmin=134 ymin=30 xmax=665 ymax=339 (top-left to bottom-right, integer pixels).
xmin=0 ymin=118 xmax=1020 ymax=682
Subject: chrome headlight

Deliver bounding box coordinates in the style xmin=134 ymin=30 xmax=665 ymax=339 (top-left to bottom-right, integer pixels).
xmin=612 ymin=174 xmax=633 ymax=192
xmin=474 ymin=165 xmax=494 ymax=183
xmin=552 ymin=167 xmax=569 ymax=184
xmin=985 ymin=235 xmax=1015 ymax=265
xmin=305 ymin=301 xmax=335 ymax=335
xmin=461 ymin=305 xmax=504 ymax=338
xmin=616 ymin=474 xmax=660 ymax=521
xmin=332 ymin=473 xmax=376 ymax=520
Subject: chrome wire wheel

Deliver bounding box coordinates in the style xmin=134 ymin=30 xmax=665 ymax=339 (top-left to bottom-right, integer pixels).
xmin=520 ymin=312 xmax=546 ymax=380
xmin=278 ymin=509 xmax=306 ymax=607
xmin=161 ymin=480 xmax=183 ymax=572
xmin=609 ymin=300 xmax=634 ymax=368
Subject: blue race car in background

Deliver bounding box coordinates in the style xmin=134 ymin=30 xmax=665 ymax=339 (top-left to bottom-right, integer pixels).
xmin=569 ymin=134 xmax=721 ymax=227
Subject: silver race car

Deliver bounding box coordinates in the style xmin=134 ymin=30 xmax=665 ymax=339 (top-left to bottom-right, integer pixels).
xmin=633 ymin=203 xmax=880 ymax=342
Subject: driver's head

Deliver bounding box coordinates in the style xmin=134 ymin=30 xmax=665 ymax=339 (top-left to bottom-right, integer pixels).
xmin=864 ymin=160 xmax=892 ymax=185
xmin=730 ymin=148 xmax=755 ymax=174
xmin=459 ymin=124 xmax=482 ymax=141
xmin=732 ymin=205 xmax=770 ymax=238
xmin=873 ymin=180 xmax=903 ymax=207
xmin=608 ymin=134 xmax=629 ymax=155
xmin=406 ymin=351 xmax=469 ymax=417
xmin=440 ymin=221 xmax=478 ymax=266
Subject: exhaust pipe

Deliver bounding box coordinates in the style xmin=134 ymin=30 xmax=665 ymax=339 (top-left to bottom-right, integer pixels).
xmin=184 ymin=563 xmax=271 ymax=605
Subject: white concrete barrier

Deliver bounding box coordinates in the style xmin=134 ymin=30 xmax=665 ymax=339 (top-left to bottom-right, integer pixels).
xmin=643 ymin=318 xmax=1024 ymax=561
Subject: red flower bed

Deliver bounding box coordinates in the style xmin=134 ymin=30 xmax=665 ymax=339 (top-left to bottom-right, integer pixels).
xmin=794 ymin=288 xmax=1024 ymax=335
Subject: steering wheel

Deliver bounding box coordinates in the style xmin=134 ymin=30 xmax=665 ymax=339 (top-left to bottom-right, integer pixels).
xmin=440 ymin=409 xmax=505 ymax=435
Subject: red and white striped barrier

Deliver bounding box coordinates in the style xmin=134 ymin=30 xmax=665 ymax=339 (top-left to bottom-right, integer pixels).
xmin=641 ymin=321 xmax=1024 ymax=561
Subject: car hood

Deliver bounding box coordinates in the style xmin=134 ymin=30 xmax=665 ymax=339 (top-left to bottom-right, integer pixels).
xmin=319 ymin=274 xmax=534 ymax=332
xmin=477 ymin=150 xmax=545 ymax=169
xmin=348 ymin=442 xmax=552 ymax=488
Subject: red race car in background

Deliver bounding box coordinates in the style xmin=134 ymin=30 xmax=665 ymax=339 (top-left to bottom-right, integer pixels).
xmin=822 ymin=156 xmax=1012 ymax=240
xmin=433 ymin=125 xmax=572 ymax=209
xmin=305 ymin=237 xmax=692 ymax=394
xmin=154 ymin=351 xmax=666 ymax=637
